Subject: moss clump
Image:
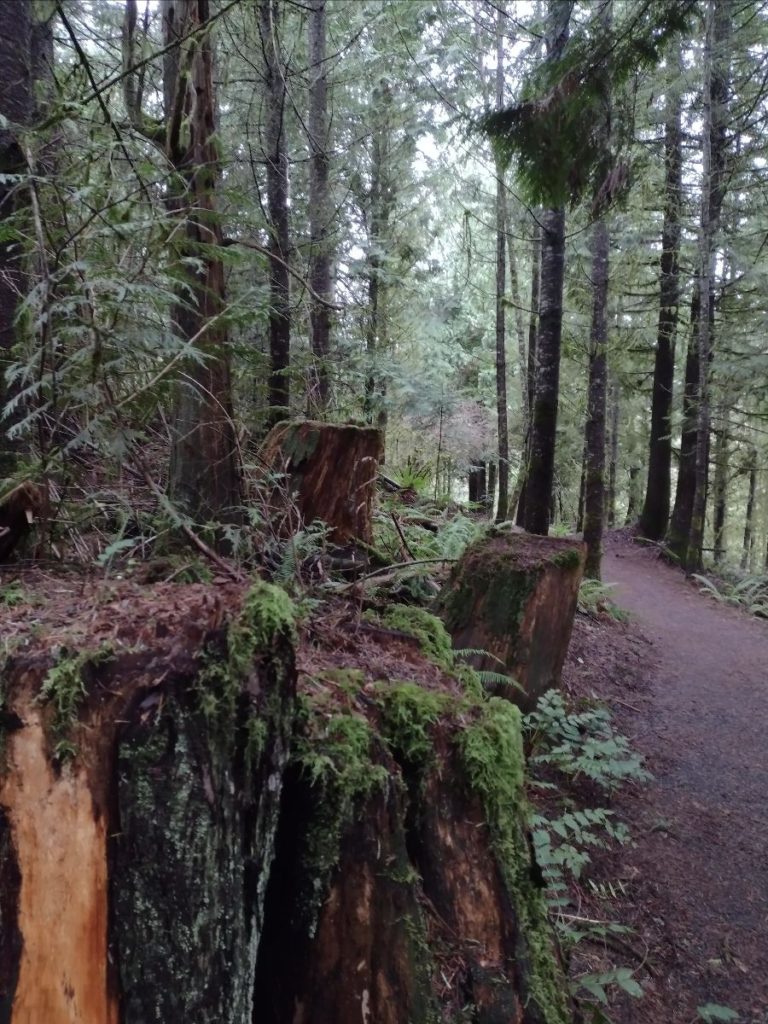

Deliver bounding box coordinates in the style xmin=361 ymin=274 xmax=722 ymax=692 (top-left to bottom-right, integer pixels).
xmin=39 ymin=644 xmax=115 ymax=762
xmin=372 ymin=604 xmax=455 ymax=670
xmin=375 ymin=681 xmax=450 ymax=769
xmin=196 ymin=581 xmax=296 ymax=727
xmin=549 ymin=547 xmax=582 ymax=570
xmin=457 ymin=698 xmax=570 ymax=1024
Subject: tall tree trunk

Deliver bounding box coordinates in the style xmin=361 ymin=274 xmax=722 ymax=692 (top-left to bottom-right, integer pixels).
xmin=742 ymin=446 xmax=757 ymax=571
xmin=606 ymin=375 xmax=619 ymax=528
xmin=667 ymin=291 xmax=703 ymax=562
xmin=639 ymin=73 xmax=682 ymax=541
xmin=494 ymin=4 xmax=510 ymax=523
xmin=0 ymin=2 xmax=51 ymax=478
xmin=260 ymin=0 xmax=291 ymax=429
xmin=516 ymin=220 xmax=540 ymax=527
xmin=307 ymin=0 xmax=332 ymax=414
xmin=161 ymin=0 xmax=242 ymax=526
xmin=712 ymin=424 xmax=728 ymax=565
xmin=363 ymin=83 xmax=393 ymax=444
xmin=523 ymin=0 xmax=570 ymax=535
xmin=583 ymin=218 xmax=609 ymax=578
xmin=688 ymin=0 xmax=730 ymax=571
xmin=487 ymin=460 xmax=497 ymax=517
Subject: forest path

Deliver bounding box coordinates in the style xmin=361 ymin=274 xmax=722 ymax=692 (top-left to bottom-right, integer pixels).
xmin=601 ymin=535 xmax=768 ymax=1024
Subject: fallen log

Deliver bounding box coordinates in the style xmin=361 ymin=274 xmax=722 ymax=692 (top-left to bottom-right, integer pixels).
xmin=438 ymin=528 xmax=586 ymax=711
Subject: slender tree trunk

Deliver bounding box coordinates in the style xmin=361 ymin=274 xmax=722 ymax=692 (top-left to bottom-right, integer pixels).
xmin=0 ymin=1 xmax=51 ymax=477
xmin=523 ymin=1 xmax=570 ymax=535
xmin=688 ymin=0 xmax=730 ymax=571
xmin=307 ymin=0 xmax=332 ymax=414
xmin=712 ymin=424 xmax=728 ymax=565
xmin=583 ymin=218 xmax=609 ymax=578
xmin=742 ymin=447 xmax=756 ymax=571
xmin=487 ymin=461 xmax=497 ymax=517
xmin=606 ymin=376 xmax=619 ymax=528
xmin=162 ymin=0 xmax=242 ymax=525
xmin=639 ymin=73 xmax=682 ymax=541
xmin=363 ymin=83 xmax=393 ymax=443
xmin=625 ymin=465 xmax=642 ymax=525
xmin=667 ymin=291 xmax=703 ymax=562
xmin=516 ymin=220 xmax=540 ymax=527
xmin=576 ymin=438 xmax=586 ymax=533
xmin=260 ymin=0 xmax=291 ymax=429
xmin=494 ymin=4 xmax=510 ymax=523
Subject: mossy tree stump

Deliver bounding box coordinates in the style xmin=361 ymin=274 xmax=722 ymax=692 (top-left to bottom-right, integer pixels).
xmin=0 ymin=582 xmax=296 ymax=1023
xmin=438 ymin=529 xmax=586 ymax=711
xmin=259 ymin=420 xmax=382 ymax=544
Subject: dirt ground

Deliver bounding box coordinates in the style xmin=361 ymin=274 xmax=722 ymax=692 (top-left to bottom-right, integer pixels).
xmin=564 ymin=533 xmax=768 ymax=1024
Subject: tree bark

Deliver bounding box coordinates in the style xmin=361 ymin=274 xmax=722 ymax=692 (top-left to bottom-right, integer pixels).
xmin=639 ymin=73 xmax=682 ymax=541
xmin=307 ymin=0 xmax=332 ymax=414
xmin=688 ymin=0 xmax=730 ymax=571
xmin=494 ymin=4 xmax=510 ymax=523
xmin=259 ymin=0 xmax=292 ymax=429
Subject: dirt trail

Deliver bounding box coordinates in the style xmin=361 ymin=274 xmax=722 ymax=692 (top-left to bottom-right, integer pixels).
xmin=601 ymin=536 xmax=768 ymax=1023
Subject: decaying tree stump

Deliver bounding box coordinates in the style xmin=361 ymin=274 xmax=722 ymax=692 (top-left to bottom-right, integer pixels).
xmin=438 ymin=528 xmax=586 ymax=711
xmin=0 ymin=481 xmax=48 ymax=562
xmin=0 ymin=586 xmax=571 ymax=1022
xmin=258 ymin=420 xmax=382 ymax=544
xmin=254 ymin=633 xmax=571 ymax=1024
xmin=0 ymin=581 xmax=296 ymax=1022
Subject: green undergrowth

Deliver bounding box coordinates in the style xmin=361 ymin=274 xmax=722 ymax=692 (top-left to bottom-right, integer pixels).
xmin=524 ymin=690 xmax=651 ymax=1017
xmin=578 ymin=579 xmax=630 ymax=622
xmin=692 ymin=569 xmax=768 ymax=618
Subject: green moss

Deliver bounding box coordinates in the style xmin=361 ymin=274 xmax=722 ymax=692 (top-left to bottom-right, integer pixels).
xmin=375 ymin=681 xmax=450 ymax=768
xmin=39 ymin=644 xmax=115 ymax=762
xmin=372 ymin=604 xmax=455 ymax=670
xmin=196 ymin=581 xmax=296 ymax=727
xmin=457 ymin=698 xmax=570 ymax=1024
xmin=549 ymin=547 xmax=582 ymax=570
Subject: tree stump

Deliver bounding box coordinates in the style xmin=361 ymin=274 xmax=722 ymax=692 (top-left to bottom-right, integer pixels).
xmin=438 ymin=528 xmax=586 ymax=711
xmin=0 ymin=581 xmax=296 ymax=1022
xmin=0 ymin=481 xmax=48 ymax=562
xmin=254 ymin=674 xmax=571 ymax=1024
xmin=258 ymin=420 xmax=382 ymax=545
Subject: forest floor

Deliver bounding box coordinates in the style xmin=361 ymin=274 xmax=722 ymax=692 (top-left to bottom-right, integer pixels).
xmin=564 ymin=532 xmax=768 ymax=1024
